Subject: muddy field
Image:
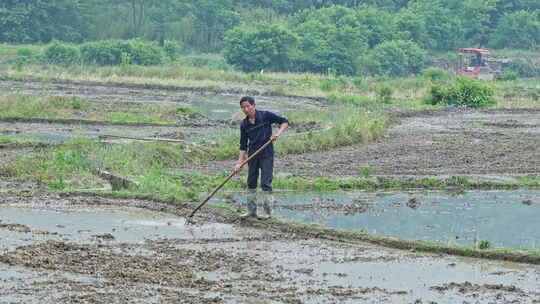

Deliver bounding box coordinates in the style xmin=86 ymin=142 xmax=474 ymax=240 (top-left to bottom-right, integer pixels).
xmin=183 ymin=108 xmax=540 ymax=180
xmin=1 ymin=80 xmax=540 ymax=303
xmin=1 ymin=194 xmax=540 ymax=303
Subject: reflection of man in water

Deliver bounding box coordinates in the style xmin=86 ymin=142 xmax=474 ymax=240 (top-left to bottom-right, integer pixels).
xmin=234 ymin=96 xmax=288 ymax=219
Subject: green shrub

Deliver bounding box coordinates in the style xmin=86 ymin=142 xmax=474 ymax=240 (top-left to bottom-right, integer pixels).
xmin=422 ymin=67 xmax=453 ymax=81
xmin=80 ymin=39 xmax=164 ymax=66
xmin=478 ymin=240 xmax=491 ymax=250
xmin=424 ymin=77 xmax=495 ymax=108
xmin=376 ymin=86 xmax=393 ymax=103
xmin=163 ymin=40 xmax=182 ymax=61
xmin=16 ymin=47 xmax=37 ymax=57
xmin=43 ymin=41 xmax=81 ymax=66
xmin=359 ymin=164 xmax=372 ymax=178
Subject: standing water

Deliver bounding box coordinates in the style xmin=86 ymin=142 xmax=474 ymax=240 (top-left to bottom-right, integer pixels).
xmin=252 ymin=190 xmax=540 ymax=249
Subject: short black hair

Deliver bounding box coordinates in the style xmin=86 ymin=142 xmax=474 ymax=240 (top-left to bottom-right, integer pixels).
xmin=239 ymin=96 xmax=255 ymax=105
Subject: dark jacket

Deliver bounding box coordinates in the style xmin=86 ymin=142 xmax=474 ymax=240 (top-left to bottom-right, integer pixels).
xmin=240 ymin=110 xmax=288 ymax=159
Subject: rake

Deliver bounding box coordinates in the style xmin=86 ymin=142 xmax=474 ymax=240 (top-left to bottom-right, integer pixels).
xmin=186 ymin=138 xmax=273 ymax=224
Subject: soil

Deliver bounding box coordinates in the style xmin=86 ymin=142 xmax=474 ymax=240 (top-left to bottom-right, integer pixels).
xmin=1 ymin=80 xmax=540 ymax=303
xmin=181 ymin=108 xmax=540 ymax=181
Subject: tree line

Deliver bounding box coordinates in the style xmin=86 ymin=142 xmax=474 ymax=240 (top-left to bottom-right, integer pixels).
xmin=1 ymin=0 xmax=539 ymax=76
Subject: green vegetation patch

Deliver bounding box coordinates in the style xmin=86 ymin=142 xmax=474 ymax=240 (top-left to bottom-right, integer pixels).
xmin=211 ymin=106 xmax=388 ymax=160
xmin=425 ymin=77 xmax=496 ymax=108
xmin=0 ymin=138 xmax=214 ymax=198
xmin=0 ymin=93 xmax=196 ymax=125
xmin=0 ymin=135 xmax=43 ymax=147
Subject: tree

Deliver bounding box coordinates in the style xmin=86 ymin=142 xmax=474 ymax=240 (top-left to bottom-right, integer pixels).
xmin=0 ymin=0 xmax=90 ymax=43
xmin=291 ymin=6 xmax=369 ymax=75
xmin=397 ymin=0 xmax=464 ymax=51
xmin=223 ymin=24 xmax=298 ymax=73
xmin=363 ymin=40 xmax=426 ymax=77
xmin=191 ymin=0 xmax=239 ymax=52
xmin=489 ymin=10 xmax=540 ymax=50
xmin=445 ymin=0 xmax=498 ymax=46
xmin=355 ymin=5 xmax=401 ymax=47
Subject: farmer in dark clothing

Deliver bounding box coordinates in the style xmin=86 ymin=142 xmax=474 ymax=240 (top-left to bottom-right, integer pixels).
xmin=234 ymin=96 xmax=288 ymax=219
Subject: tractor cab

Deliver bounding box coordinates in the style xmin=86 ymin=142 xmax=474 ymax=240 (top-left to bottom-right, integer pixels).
xmin=457 ymin=48 xmax=494 ymax=80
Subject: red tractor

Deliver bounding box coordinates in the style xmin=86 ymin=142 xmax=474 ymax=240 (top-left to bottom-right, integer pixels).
xmin=456 ymin=48 xmax=495 ymax=80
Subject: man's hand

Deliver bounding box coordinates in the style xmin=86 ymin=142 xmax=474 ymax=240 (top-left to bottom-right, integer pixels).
xmin=272 ymin=122 xmax=288 ymax=142
xmin=234 ymin=161 xmax=244 ymax=173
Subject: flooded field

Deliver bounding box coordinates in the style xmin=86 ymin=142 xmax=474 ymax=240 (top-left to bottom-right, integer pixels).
xmin=255 ymin=190 xmax=540 ymax=249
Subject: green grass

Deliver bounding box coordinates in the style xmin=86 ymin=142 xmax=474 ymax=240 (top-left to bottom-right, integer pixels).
xmin=211 ymin=106 xmax=388 ymax=160
xmin=0 ymin=135 xmax=41 ymax=146
xmin=0 ymin=93 xmax=200 ymax=125
xmin=0 ymin=44 xmax=44 ymax=57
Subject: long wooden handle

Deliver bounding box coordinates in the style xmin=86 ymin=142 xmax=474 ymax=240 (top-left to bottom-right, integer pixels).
xmin=187 ymin=139 xmax=274 ymax=220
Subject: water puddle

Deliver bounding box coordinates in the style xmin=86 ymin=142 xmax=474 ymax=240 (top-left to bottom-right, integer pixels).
xmin=237 ymin=190 xmax=540 ymax=249
xmin=0 ymin=206 xmax=239 ymax=251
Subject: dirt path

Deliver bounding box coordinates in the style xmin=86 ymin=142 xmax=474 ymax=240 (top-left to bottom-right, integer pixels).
xmin=181 ymin=108 xmax=540 ymax=180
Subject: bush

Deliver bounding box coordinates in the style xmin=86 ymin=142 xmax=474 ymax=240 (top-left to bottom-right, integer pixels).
xmin=376 ymin=86 xmax=393 ymax=103
xmin=421 ymin=67 xmax=453 ymax=82
xmin=43 ymin=41 xmax=81 ymax=66
xmin=163 ymin=40 xmax=182 ymax=61
xmin=425 ymin=77 xmax=495 ymax=108
xmin=478 ymin=240 xmax=491 ymax=250
xmin=80 ymin=39 xmax=165 ymax=66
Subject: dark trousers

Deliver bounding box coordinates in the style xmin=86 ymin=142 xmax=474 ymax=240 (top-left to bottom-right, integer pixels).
xmin=247 ymin=156 xmax=273 ymax=192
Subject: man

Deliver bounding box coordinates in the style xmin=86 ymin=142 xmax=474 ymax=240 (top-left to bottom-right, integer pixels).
xmin=234 ymin=96 xmax=288 ymax=219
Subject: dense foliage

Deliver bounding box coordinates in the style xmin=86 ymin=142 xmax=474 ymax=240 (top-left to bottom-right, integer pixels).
xmin=1 ymin=0 xmax=539 ymax=76
xmin=224 ymin=24 xmax=297 ymax=72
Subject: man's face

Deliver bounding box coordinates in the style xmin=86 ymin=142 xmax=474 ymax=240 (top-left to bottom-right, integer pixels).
xmin=240 ymin=101 xmax=256 ymax=117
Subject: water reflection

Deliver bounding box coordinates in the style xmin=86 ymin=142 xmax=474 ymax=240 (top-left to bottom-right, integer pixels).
xmin=241 ymin=190 xmax=540 ymax=249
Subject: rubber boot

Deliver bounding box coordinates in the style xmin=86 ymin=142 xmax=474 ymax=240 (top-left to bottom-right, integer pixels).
xmin=240 ymin=189 xmax=257 ymax=218
xmin=260 ymin=192 xmax=275 ymax=220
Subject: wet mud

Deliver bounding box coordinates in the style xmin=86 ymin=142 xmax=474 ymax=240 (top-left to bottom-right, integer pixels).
xmin=1 ymin=194 xmax=540 ymax=303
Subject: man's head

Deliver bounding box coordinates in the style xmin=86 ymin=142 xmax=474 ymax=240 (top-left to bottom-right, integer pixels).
xmin=240 ymin=96 xmax=256 ymax=117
